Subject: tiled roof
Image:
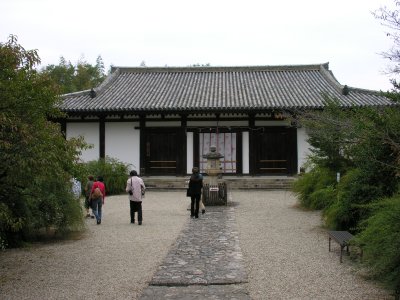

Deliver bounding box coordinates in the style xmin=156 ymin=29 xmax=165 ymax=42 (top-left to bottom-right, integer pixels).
xmin=60 ymin=63 xmax=394 ymax=115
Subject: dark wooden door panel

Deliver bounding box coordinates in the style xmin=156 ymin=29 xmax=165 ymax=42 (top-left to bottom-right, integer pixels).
xmin=254 ymin=128 xmax=296 ymax=175
xmin=146 ymin=132 xmax=177 ymax=175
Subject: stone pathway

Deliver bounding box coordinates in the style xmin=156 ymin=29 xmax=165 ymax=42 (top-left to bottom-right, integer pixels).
xmin=139 ymin=206 xmax=251 ymax=299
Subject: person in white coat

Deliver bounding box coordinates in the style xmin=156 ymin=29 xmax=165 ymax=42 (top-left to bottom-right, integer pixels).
xmin=126 ymin=170 xmax=146 ymax=225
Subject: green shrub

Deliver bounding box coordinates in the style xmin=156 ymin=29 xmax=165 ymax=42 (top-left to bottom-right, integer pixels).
xmin=309 ymin=185 xmax=336 ymax=210
xmin=292 ymin=166 xmax=336 ymax=208
xmin=323 ymin=196 xmax=352 ymax=231
xmin=292 ymin=171 xmax=315 ymax=208
xmin=79 ymin=156 xmax=131 ymax=195
xmin=323 ymin=169 xmax=388 ymax=231
xmin=1 ymin=175 xmax=84 ymax=248
xmin=29 ymin=176 xmax=83 ymax=234
xmin=354 ymin=195 xmax=400 ymax=293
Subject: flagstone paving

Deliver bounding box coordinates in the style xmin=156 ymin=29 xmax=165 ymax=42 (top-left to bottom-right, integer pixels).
xmin=139 ymin=206 xmax=251 ymax=299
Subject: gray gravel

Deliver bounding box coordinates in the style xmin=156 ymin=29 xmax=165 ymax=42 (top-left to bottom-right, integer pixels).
xmin=0 ymin=192 xmax=188 ymax=300
xmin=0 ymin=191 xmax=392 ymax=299
xmin=233 ymin=190 xmax=391 ymax=300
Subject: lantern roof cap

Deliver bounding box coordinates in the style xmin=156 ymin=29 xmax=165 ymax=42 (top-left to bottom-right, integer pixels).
xmin=202 ymin=146 xmax=224 ymax=159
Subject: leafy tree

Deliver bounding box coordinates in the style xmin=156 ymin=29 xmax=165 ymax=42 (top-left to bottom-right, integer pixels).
xmin=41 ymin=55 xmax=106 ymax=94
xmin=298 ymin=102 xmax=400 ymax=228
xmin=298 ymin=98 xmax=355 ymax=173
xmin=0 ymin=35 xmax=85 ymax=248
xmin=350 ymin=107 xmax=400 ymax=188
xmin=374 ymin=0 xmax=400 ymax=93
xmin=292 ymin=2 xmax=400 ymax=292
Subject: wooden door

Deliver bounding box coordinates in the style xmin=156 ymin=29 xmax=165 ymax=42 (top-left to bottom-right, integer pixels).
xmin=145 ymin=131 xmax=179 ymax=175
xmin=253 ymin=127 xmax=297 ymax=175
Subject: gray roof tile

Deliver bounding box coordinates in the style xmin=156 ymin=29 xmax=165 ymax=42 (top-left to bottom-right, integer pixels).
xmin=60 ymin=63 xmax=394 ymax=115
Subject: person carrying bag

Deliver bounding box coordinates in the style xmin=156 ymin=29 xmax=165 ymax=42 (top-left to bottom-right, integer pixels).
xmin=90 ymin=176 xmax=106 ymax=225
xmin=126 ymin=170 xmax=146 ymax=225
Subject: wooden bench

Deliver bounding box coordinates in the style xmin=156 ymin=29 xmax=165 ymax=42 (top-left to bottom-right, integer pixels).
xmin=328 ymin=231 xmax=354 ymax=263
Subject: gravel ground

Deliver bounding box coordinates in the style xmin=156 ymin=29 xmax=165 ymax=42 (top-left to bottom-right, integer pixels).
xmin=233 ymin=190 xmax=391 ymax=300
xmin=0 ymin=190 xmax=392 ymax=300
xmin=0 ymin=191 xmax=188 ymax=300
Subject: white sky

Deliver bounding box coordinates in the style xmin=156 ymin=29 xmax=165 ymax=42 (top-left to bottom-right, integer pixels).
xmin=0 ymin=0 xmax=397 ymax=91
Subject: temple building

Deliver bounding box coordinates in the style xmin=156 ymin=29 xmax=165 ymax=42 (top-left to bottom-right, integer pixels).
xmin=59 ymin=63 xmax=392 ymax=177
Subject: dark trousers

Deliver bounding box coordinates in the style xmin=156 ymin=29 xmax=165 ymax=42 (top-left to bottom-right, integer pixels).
xmin=191 ymin=194 xmax=201 ymax=217
xmin=130 ymin=201 xmax=142 ymax=223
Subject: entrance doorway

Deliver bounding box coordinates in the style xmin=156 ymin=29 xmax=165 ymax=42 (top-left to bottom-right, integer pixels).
xmin=199 ymin=132 xmax=237 ymax=174
xmin=253 ymin=127 xmax=297 ymax=175
xmin=144 ymin=130 xmax=181 ymax=175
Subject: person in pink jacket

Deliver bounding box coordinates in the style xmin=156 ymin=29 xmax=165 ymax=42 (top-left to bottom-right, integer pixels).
xmin=91 ymin=176 xmax=106 ymax=225
xmin=126 ymin=170 xmax=146 ymax=225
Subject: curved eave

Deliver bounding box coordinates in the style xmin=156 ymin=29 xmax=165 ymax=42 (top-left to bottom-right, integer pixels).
xmin=62 ymin=106 xmax=298 ymax=117
xmin=61 ymin=100 xmax=399 ymax=118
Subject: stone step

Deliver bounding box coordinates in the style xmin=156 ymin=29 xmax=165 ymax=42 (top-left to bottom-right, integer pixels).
xmin=142 ymin=176 xmax=296 ymax=190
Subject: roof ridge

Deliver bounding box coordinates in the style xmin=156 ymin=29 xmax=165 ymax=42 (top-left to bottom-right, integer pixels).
xmin=61 ymin=68 xmax=121 ymax=99
xmin=347 ymin=86 xmax=389 ymax=95
xmin=111 ymin=63 xmax=329 ymax=73
xmin=94 ymin=68 xmax=120 ymax=95
xmin=318 ymin=64 xmax=347 ymax=95
xmin=61 ymin=89 xmax=91 ymax=98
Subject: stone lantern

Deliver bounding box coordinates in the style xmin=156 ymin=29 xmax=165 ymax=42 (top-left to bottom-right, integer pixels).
xmin=203 ymin=146 xmax=224 ymax=178
xmin=202 ymin=145 xmax=227 ymax=205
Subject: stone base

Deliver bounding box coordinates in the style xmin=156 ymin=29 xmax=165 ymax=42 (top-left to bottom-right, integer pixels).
xmin=202 ymin=183 xmax=227 ymax=206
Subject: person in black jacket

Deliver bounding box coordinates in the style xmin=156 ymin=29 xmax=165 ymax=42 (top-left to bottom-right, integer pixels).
xmin=188 ymin=167 xmax=203 ymax=218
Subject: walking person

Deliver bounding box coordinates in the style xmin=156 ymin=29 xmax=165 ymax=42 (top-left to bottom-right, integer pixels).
xmin=84 ymin=175 xmax=95 ymax=218
xmin=90 ymin=176 xmax=106 ymax=225
xmin=126 ymin=170 xmax=146 ymax=225
xmin=186 ymin=200 xmax=206 ymax=214
xmin=188 ymin=167 xmax=203 ymax=218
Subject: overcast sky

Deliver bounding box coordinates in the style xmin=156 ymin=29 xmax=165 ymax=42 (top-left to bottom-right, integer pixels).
xmin=0 ymin=0 xmax=397 ymax=91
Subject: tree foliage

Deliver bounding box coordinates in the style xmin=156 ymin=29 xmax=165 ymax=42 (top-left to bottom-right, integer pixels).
xmin=297 ymin=102 xmax=400 ymax=219
xmin=77 ymin=157 xmax=131 ymax=196
xmin=41 ymin=55 xmax=106 ymax=94
xmin=0 ymin=35 xmax=85 ymax=248
xmin=373 ymin=0 xmax=400 ymax=92
xmin=355 ymin=195 xmax=400 ymax=292
xmin=294 ymin=100 xmax=400 ymax=291
xmin=299 ymin=98 xmax=355 ymax=173
xmin=292 ymin=3 xmax=400 ymax=289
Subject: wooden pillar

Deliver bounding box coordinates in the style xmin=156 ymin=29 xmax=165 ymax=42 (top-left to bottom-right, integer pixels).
xmin=139 ymin=115 xmax=146 ymax=175
xmin=180 ymin=115 xmax=187 ymax=176
xmin=236 ymin=131 xmax=243 ymax=174
xmin=99 ymin=116 xmax=105 ymax=159
xmin=248 ymin=113 xmax=255 ymax=175
xmin=193 ymin=130 xmax=200 ymax=171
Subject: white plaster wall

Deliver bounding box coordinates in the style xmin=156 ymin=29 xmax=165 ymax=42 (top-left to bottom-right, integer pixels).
xmin=66 ymin=122 xmax=99 ymax=162
xmin=105 ymin=122 xmax=140 ymax=171
xmin=242 ymin=131 xmax=250 ymax=174
xmin=297 ymin=127 xmax=311 ymax=173
xmin=186 ymin=132 xmax=194 ymax=174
